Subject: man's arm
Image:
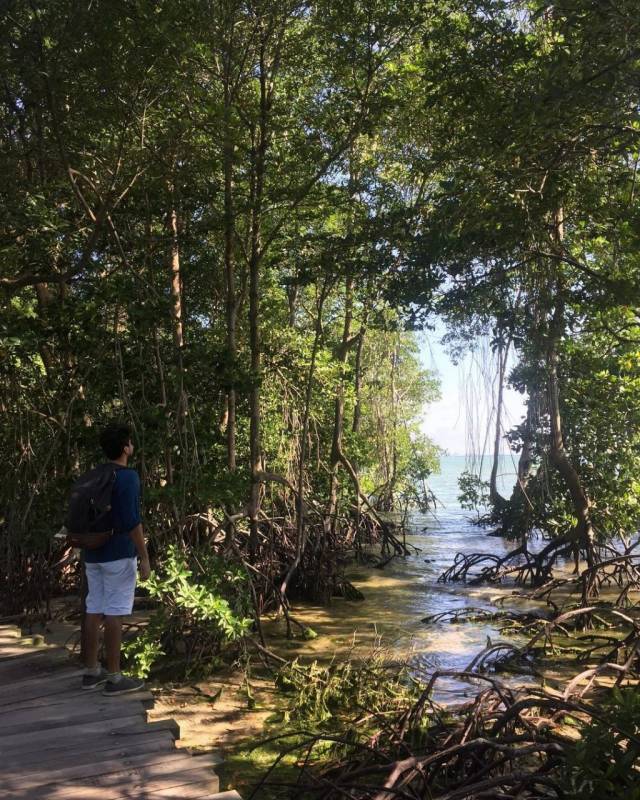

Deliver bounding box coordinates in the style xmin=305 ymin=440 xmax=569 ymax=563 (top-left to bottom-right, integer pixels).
xmin=118 ymin=471 xmax=150 ymax=581
xmin=130 ymin=524 xmax=150 ymax=580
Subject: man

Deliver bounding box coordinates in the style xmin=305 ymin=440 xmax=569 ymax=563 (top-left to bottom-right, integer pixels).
xmin=82 ymin=423 xmax=151 ymax=694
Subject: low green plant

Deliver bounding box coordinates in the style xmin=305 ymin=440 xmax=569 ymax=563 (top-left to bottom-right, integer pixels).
xmin=275 ymin=651 xmax=419 ymax=729
xmin=123 ymin=544 xmax=253 ymax=679
xmin=561 ymin=687 xmax=640 ymax=799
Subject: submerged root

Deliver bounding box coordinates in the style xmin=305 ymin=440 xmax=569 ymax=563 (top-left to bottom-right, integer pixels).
xmin=422 ymin=607 xmax=543 ymax=637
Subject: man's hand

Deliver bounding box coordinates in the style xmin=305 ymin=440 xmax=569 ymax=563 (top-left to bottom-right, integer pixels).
xmin=139 ymin=557 xmax=151 ymax=581
xmin=130 ymin=524 xmax=150 ymax=580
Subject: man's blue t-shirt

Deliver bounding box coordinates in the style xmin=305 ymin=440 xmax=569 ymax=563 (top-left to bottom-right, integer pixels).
xmin=84 ymin=467 xmax=141 ymax=563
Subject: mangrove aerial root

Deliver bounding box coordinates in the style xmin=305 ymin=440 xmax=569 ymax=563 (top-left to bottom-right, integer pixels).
xmin=257 ymin=619 xmax=640 ymax=799
xmin=439 ymin=535 xmax=640 ymax=600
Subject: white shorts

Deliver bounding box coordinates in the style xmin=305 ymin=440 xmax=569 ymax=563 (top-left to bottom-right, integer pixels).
xmin=85 ymin=557 xmax=137 ymax=616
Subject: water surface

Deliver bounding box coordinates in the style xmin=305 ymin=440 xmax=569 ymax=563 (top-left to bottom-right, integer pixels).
xmin=286 ymin=456 xmax=532 ymax=697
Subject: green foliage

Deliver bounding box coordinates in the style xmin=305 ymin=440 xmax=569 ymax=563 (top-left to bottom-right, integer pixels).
xmin=122 ymin=622 xmax=166 ymax=680
xmin=275 ymin=653 xmax=419 ymax=729
xmin=123 ymin=545 xmax=253 ymax=679
xmin=3 ymin=0 xmax=640 ymax=630
xmin=356 ymin=330 xmax=441 ymax=511
xmin=458 ymin=470 xmax=490 ymax=516
xmin=0 ymin=0 xmax=442 ymax=615
xmin=560 ymin=328 xmax=640 ymax=539
xmin=561 ymin=688 xmax=640 ymax=799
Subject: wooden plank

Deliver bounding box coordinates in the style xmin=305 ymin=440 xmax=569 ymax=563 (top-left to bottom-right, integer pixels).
xmin=0 ymin=678 xmax=84 ymax=707
xmin=0 ymin=691 xmax=146 ymax=721
xmin=5 ymin=730 xmax=175 ymax=771
xmin=0 ymin=641 xmax=57 ymax=661
xmin=0 ymin=716 xmax=179 ymax=760
xmin=4 ymin=730 xmax=175 ymax=770
xmin=0 ymin=698 xmax=147 ymax=737
xmin=2 ymin=750 xmax=204 ymax=791
xmin=0 ymin=758 xmax=218 ymax=798
xmin=0 ymin=644 xmax=41 ymax=661
xmin=0 ymin=669 xmax=84 ymax=705
xmin=0 ymin=713 xmax=146 ymax=756
xmin=0 ymin=646 xmax=72 ymax=681
xmin=0 ymin=644 xmax=69 ymax=669
xmin=148 ymin=780 xmax=223 ymax=799
xmin=0 ymin=771 xmax=220 ymax=800
xmin=0 ymin=687 xmax=153 ymax=714
xmin=0 ymin=665 xmax=80 ymax=693
xmin=0 ymin=636 xmax=59 ymax=650
xmin=0 ymin=656 xmax=73 ymax=684
xmin=0 ymin=633 xmax=239 ymax=800
xmin=0 ymin=704 xmax=146 ymax=738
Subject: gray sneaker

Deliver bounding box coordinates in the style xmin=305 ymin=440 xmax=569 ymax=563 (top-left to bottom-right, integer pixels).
xmin=81 ymin=669 xmax=108 ymax=690
xmin=102 ymin=675 xmax=145 ymax=696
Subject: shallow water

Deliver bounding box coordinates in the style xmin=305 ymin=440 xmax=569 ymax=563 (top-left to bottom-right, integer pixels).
xmin=284 ymin=456 xmax=540 ymax=698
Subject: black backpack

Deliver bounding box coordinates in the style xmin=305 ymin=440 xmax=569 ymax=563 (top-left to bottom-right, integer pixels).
xmin=65 ymin=463 xmax=121 ymax=549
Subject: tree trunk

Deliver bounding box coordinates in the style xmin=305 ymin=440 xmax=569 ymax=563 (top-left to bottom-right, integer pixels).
xmin=166 ymin=200 xmax=190 ymax=504
xmin=546 ymin=208 xmax=594 ymax=578
xmin=279 ymin=283 xmax=329 ymax=601
xmin=327 ymin=277 xmax=353 ymax=533
xmin=511 ymin=389 xmax=536 ymax=503
xmin=223 ymin=45 xmax=237 ymax=474
xmin=489 ymin=335 xmax=511 ymax=507
xmin=152 ymin=325 xmax=174 ymax=485
xmin=248 ymin=37 xmax=270 ymax=557
xmin=287 ymin=283 xmax=298 ymax=327
xmin=387 ymin=336 xmax=399 ymax=510
xmin=167 ymin=203 xmax=187 ymax=424
xmin=352 ymin=324 xmax=366 ymax=434
xmin=351 ymin=318 xmax=367 ymax=527
xmin=168 ymin=207 xmax=184 ymax=353
xmin=248 ymin=204 xmax=262 ymax=556
xmin=34 ymin=282 xmax=55 ymax=378
xmin=547 ymin=331 xmax=594 ymax=570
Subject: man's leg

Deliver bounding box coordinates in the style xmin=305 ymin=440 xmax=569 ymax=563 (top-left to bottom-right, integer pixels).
xmin=103 ymin=615 xmax=122 ymax=674
xmin=82 ymin=562 xmax=108 ymax=689
xmin=102 ymin=557 xmax=143 ymax=695
xmin=84 ymin=613 xmax=103 ymax=670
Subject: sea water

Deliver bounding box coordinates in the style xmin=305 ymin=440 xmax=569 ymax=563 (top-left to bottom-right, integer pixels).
xmin=290 ymin=454 xmax=530 ymax=698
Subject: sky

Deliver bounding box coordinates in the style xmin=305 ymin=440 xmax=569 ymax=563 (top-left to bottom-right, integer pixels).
xmin=418 ymin=324 xmax=527 ymax=456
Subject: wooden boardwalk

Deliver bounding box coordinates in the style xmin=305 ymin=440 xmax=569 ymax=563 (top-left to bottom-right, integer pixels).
xmin=0 ymin=624 xmax=242 ymax=800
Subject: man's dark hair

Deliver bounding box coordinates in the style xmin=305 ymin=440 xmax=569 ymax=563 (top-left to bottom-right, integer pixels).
xmin=99 ymin=423 xmax=132 ymax=460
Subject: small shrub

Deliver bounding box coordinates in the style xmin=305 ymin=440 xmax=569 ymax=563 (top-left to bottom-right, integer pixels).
xmin=275 ymin=652 xmax=419 ymax=729
xmin=123 ymin=544 xmax=253 ymax=678
xmin=562 ymin=687 xmax=640 ymax=799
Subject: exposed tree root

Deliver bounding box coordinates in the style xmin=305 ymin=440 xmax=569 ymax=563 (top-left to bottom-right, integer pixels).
xmin=438 ymin=536 xmax=576 ymax=587
xmin=439 ymin=535 xmax=640 ymax=606
xmin=421 ymin=607 xmax=543 ymax=632
xmin=204 ymin=498 xmax=394 ymax=621
xmin=255 ymin=598 xmax=640 ymax=800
